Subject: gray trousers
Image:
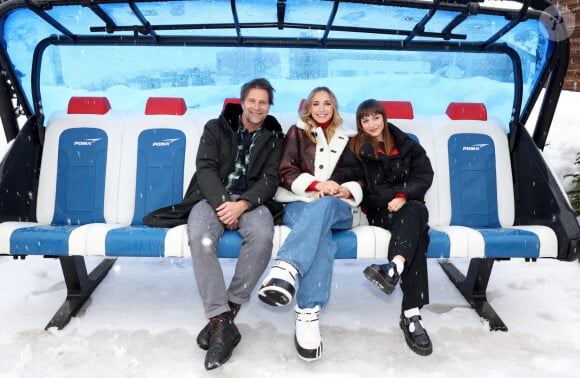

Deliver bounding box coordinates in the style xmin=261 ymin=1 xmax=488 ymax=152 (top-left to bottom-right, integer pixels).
xmin=187 ymin=199 xmax=274 ymax=318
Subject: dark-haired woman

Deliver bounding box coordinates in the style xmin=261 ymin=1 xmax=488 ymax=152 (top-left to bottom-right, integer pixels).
xmin=332 ymin=98 xmax=434 ymax=356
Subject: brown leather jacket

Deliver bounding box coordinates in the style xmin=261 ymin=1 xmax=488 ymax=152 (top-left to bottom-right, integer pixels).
xmin=274 ymin=121 xmax=362 ymax=206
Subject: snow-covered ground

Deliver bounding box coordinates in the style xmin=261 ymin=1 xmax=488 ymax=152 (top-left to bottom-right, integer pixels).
xmin=0 ymin=90 xmax=579 ymax=377
xmin=1 ymin=257 xmax=579 ymax=378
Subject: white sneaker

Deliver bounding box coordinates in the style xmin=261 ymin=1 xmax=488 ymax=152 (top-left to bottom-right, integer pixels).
xmin=294 ymin=305 xmax=322 ymax=361
xmin=258 ymin=260 xmax=298 ymax=307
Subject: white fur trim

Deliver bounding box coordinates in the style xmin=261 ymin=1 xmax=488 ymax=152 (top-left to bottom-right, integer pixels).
xmin=274 ymin=186 xmax=316 ymax=203
xmin=312 ymin=127 xmax=349 ymax=181
xmin=341 ymin=181 xmax=363 ymax=206
xmin=291 ymin=173 xmax=318 ymax=196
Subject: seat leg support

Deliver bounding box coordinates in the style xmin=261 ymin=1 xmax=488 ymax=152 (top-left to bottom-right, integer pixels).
xmin=439 ymin=258 xmax=508 ymax=331
xmin=45 ymin=256 xmax=116 ymax=330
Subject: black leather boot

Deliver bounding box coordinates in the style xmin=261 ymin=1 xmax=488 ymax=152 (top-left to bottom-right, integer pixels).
xmin=197 ymin=301 xmax=240 ymax=350
xmin=400 ymin=314 xmax=432 ymax=356
xmin=204 ymin=311 xmax=241 ymax=370
xmin=363 ymin=261 xmax=400 ymax=295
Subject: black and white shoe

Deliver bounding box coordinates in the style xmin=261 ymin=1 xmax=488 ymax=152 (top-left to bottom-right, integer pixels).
xmin=363 ymin=261 xmax=400 ymax=295
xmin=294 ymin=305 xmax=323 ymax=361
xmin=400 ymin=314 xmax=433 ymax=356
xmin=258 ymin=260 xmax=298 ymax=307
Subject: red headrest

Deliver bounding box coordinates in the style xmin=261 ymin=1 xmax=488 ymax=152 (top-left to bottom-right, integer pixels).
xmin=379 ymin=101 xmax=414 ymax=119
xmin=298 ymin=98 xmax=306 ymax=113
xmin=446 ymin=102 xmax=487 ymax=121
xmin=223 ymin=97 xmax=241 ymax=110
xmin=145 ymin=97 xmax=187 ymax=115
xmin=67 ymin=97 xmax=111 ymax=115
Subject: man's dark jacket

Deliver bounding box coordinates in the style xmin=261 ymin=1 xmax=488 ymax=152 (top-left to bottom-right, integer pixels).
xmin=143 ymin=103 xmax=285 ymax=227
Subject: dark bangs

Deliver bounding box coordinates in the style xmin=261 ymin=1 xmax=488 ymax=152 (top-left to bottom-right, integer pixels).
xmin=356 ymin=99 xmax=386 ymax=122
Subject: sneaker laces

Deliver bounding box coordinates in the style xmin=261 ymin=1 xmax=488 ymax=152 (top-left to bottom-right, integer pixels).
xmin=295 ymin=306 xmax=321 ymax=349
xmin=272 ymin=260 xmax=298 ymax=282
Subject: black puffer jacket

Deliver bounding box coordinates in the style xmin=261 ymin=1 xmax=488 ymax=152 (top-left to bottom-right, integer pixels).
xmin=332 ymin=122 xmax=433 ymax=221
xmin=143 ymin=103 xmax=285 ymax=227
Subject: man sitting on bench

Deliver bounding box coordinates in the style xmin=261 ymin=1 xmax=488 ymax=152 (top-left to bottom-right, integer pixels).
xmin=144 ymin=78 xmax=285 ymax=370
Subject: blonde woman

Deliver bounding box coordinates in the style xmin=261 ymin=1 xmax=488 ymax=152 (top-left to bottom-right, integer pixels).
xmin=258 ymin=87 xmax=362 ymax=361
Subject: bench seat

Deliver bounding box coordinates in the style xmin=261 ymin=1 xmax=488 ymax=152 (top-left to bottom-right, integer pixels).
xmin=0 ymin=97 xmax=562 ymax=331
xmin=0 ymin=98 xmax=558 ymax=261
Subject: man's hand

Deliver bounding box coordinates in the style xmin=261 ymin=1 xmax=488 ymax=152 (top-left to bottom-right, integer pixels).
xmin=225 ymin=220 xmax=238 ymax=231
xmin=216 ymin=200 xmax=250 ymax=228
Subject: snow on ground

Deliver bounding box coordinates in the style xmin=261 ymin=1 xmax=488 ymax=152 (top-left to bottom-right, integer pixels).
xmin=1 ymin=257 xmax=580 ymax=378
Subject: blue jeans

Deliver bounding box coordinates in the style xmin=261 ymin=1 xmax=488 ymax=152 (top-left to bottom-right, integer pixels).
xmin=277 ymin=196 xmax=352 ymax=309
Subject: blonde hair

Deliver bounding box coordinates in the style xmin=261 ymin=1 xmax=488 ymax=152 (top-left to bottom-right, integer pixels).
xmin=299 ymin=87 xmax=343 ymax=144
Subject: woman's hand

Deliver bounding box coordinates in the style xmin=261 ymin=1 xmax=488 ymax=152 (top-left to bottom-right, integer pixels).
xmin=315 ymin=180 xmax=340 ymax=196
xmin=387 ymin=197 xmax=406 ymax=212
xmin=333 ymin=186 xmax=351 ymax=199
xmin=314 ymin=184 xmax=351 ymax=200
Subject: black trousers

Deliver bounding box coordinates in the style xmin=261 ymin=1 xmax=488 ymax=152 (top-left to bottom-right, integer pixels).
xmin=368 ymin=200 xmax=430 ymax=311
